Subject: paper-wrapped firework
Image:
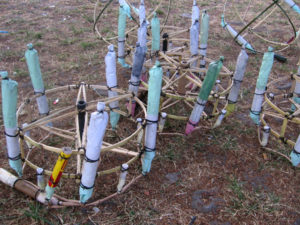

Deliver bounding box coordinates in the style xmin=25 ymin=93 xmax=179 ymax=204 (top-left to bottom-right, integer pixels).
xmin=139 ymin=0 xmax=146 ymax=25
xmin=190 ymin=20 xmax=199 ymax=68
xmin=185 ymin=57 xmax=224 ymax=135
xmin=117 ymin=163 xmax=129 ymax=193
xmin=213 ymin=109 xmax=227 ymax=128
xmin=284 ymin=0 xmax=300 ymax=14
xmin=192 ymin=0 xmax=200 ymax=32
xmin=80 ymin=102 xmax=108 ymax=203
xmin=158 ymin=112 xmax=167 ymax=132
xmin=0 ymin=168 xmax=59 ymax=205
xmin=199 ymin=10 xmax=209 ymax=69
xmin=118 ymin=0 xmax=131 ymax=68
xmin=105 ymin=45 xmax=120 ymax=130
xmin=142 ymin=61 xmax=163 ymax=175
xmin=261 ymin=125 xmax=270 ymax=147
xmin=128 ymin=42 xmax=146 ymax=116
xmin=221 ymin=15 xmax=255 ymax=52
xmin=250 ymin=47 xmax=274 ymax=125
xmin=138 ymin=20 xmax=148 ymax=52
xmin=136 ymin=118 xmax=144 ymax=145
xmin=151 ymin=12 xmax=160 ymax=52
xmin=25 ymin=44 xmax=51 ymax=121
xmin=36 ymin=167 xmax=46 ymax=191
xmin=291 ymin=66 xmax=300 ymax=111
xmin=226 ymin=46 xmax=249 ymax=116
xmin=45 ymin=147 xmax=72 ymax=200
xmin=1 ymin=71 xmax=22 ymax=177
xmin=290 ymin=135 xmax=300 ymax=166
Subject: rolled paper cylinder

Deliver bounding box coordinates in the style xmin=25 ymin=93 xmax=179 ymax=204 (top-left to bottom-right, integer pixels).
xmin=162 ymin=33 xmax=168 ymax=52
xmin=250 ymin=47 xmax=274 ymax=125
xmin=45 ymin=147 xmax=72 ymax=200
xmin=1 ymin=72 xmax=22 ymax=177
xmin=118 ymin=0 xmax=131 ymax=68
xmin=22 ymin=123 xmax=32 ymax=148
xmin=226 ymin=46 xmax=249 ymax=116
xmin=151 ymin=12 xmax=160 ymax=52
xmin=190 ymin=21 xmax=199 ymax=57
xmin=77 ymin=100 xmax=86 ymax=140
xmin=261 ymin=125 xmax=270 ymax=147
xmin=138 ymin=20 xmax=148 ymax=52
xmin=158 ymin=112 xmax=167 ymax=132
xmin=213 ymin=109 xmax=227 ymax=128
xmin=128 ymin=43 xmax=146 ymax=116
xmin=25 ymin=43 xmax=50 ymax=117
xmin=137 ymin=118 xmax=144 ymax=145
xmin=80 ymin=102 xmax=108 ymax=203
xmin=215 ymin=80 xmax=221 ymax=92
xmin=105 ymin=45 xmax=120 ymax=130
xmin=221 ymin=15 xmax=255 ymax=52
xmin=117 ymin=163 xmax=129 ymax=193
xmin=284 ymin=0 xmax=300 ymax=14
xmin=291 ymin=66 xmax=300 ymax=111
xmin=290 ymin=134 xmax=300 ymax=166
xmin=36 ymin=167 xmax=45 ymax=191
xmin=192 ymin=0 xmax=200 ymax=31
xmin=0 ymin=168 xmax=59 ymax=205
xmin=0 ymin=167 xmax=18 ymax=187
xmin=139 ymin=0 xmax=146 ymax=26
xmin=142 ymin=61 xmax=163 ymax=175
xmin=199 ymin=10 xmax=209 ymax=58
xmin=185 ymin=57 xmax=224 ymax=135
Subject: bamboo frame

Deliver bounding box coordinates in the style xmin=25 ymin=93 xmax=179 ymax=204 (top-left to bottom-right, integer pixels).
xmin=17 ymin=83 xmax=146 ymax=184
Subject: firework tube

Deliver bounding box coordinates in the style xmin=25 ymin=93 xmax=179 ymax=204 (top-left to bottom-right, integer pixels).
xmin=221 ymin=15 xmax=255 ymax=52
xmin=151 ymin=12 xmax=160 ymax=52
xmin=190 ymin=20 xmax=199 ymax=68
xmin=36 ymin=167 xmax=45 ymax=191
xmin=45 ymin=147 xmax=72 ymax=200
xmin=250 ymin=47 xmax=274 ymax=125
xmin=199 ymin=10 xmax=209 ymax=70
xmin=139 ymin=0 xmax=146 ymax=25
xmin=117 ymin=163 xmax=129 ymax=193
xmin=22 ymin=123 xmax=31 ymax=149
xmin=118 ymin=0 xmax=131 ymax=68
xmin=290 ymin=135 xmax=300 ymax=166
xmin=0 ymin=168 xmax=59 ymax=205
xmin=1 ymin=71 xmax=22 ymax=177
xmin=138 ymin=20 xmax=148 ymax=52
xmin=105 ymin=45 xmax=120 ymax=130
xmin=185 ymin=57 xmax=224 ymax=135
xmin=192 ymin=0 xmax=200 ymax=32
xmin=79 ymin=102 xmax=108 ymax=203
xmin=128 ymin=42 xmax=146 ymax=116
xmin=291 ymin=66 xmax=300 ymax=111
xmin=142 ymin=61 xmax=163 ymax=175
xmin=226 ymin=46 xmax=249 ymax=116
xmin=137 ymin=118 xmax=144 ymax=145
xmin=284 ymin=0 xmax=300 ymax=14
xmin=25 ymin=44 xmax=51 ymax=118
xmin=158 ymin=112 xmax=167 ymax=132
xmin=261 ymin=125 xmax=270 ymax=147
xmin=213 ymin=109 xmax=227 ymax=128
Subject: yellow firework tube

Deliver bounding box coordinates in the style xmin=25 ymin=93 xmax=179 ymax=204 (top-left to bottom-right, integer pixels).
xmin=45 ymin=147 xmax=72 ymax=200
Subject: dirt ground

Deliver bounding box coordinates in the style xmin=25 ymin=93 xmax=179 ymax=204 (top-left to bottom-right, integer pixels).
xmin=0 ymin=0 xmax=300 ymax=224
